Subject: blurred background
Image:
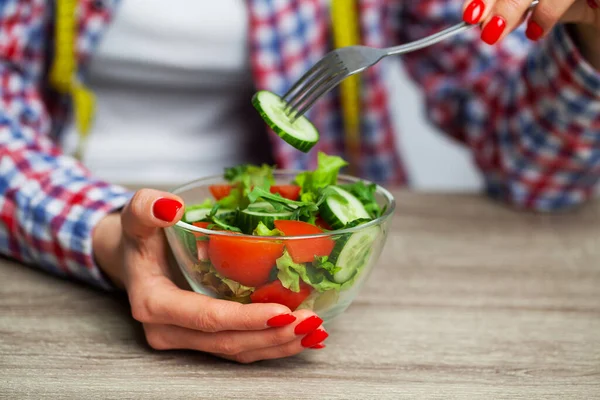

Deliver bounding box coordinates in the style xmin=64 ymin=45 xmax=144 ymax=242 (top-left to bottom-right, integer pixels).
xmin=384 ymin=58 xmax=483 ymax=193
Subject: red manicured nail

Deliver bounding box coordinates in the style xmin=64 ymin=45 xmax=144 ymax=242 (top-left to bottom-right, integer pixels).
xmin=587 ymin=0 xmax=598 ymax=9
xmin=525 ymin=21 xmax=544 ymax=41
xmin=301 ymin=329 xmax=329 ymax=348
xmin=463 ymin=0 xmax=485 ymax=24
xmin=294 ymin=315 xmax=323 ymax=335
xmin=152 ymin=198 xmax=182 ymax=222
xmin=266 ymin=314 xmax=296 ymax=327
xmin=481 ymin=16 xmax=506 ymax=45
xmin=310 ymin=343 xmax=326 ymax=350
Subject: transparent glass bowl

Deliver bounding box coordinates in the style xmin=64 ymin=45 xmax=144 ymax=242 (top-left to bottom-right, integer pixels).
xmin=165 ymin=172 xmax=395 ymax=322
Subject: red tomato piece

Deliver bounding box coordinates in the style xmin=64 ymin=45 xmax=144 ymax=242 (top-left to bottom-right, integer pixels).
xmin=191 ymin=221 xmax=211 ymax=238
xmin=315 ymin=216 xmax=333 ymax=231
xmin=196 ymin=241 xmax=210 ymax=262
xmin=208 ymin=236 xmax=284 ymax=287
xmin=269 ymin=185 xmax=301 ymax=201
xmin=209 ymin=185 xmax=233 ymax=200
xmin=250 ymin=280 xmax=312 ymax=311
xmin=273 ymin=220 xmax=335 ymax=263
xmin=190 ymin=222 xmax=211 ymax=261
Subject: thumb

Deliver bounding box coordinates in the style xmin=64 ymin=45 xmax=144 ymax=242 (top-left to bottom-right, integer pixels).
xmin=122 ymin=189 xmax=184 ymax=239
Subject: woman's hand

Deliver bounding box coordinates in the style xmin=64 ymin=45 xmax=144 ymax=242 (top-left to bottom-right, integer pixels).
xmin=93 ymin=189 xmax=328 ymax=363
xmin=462 ymin=0 xmax=599 ymax=47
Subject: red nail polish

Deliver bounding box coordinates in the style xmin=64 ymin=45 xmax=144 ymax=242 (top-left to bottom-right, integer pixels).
xmin=301 ymin=329 xmax=328 ymax=348
xmin=525 ymin=21 xmax=544 ymax=41
xmin=481 ymin=16 xmax=506 ymax=45
xmin=310 ymin=343 xmax=326 ymax=350
xmin=587 ymin=0 xmax=598 ymax=9
xmin=267 ymin=314 xmax=296 ymax=327
xmin=463 ymin=0 xmax=485 ymax=24
xmin=294 ymin=315 xmax=323 ymax=335
xmin=152 ymin=198 xmax=182 ymax=222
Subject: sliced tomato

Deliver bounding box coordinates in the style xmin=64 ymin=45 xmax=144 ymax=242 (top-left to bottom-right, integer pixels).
xmin=196 ymin=241 xmax=210 ymax=262
xmin=315 ymin=216 xmax=333 ymax=231
xmin=191 ymin=221 xmax=211 ymax=238
xmin=270 ymin=185 xmax=301 ymax=201
xmin=250 ymin=280 xmax=312 ymax=311
xmin=209 ymin=185 xmax=233 ymax=200
xmin=273 ymin=220 xmax=335 ymax=263
xmin=190 ymin=222 xmax=211 ymax=261
xmin=208 ymin=236 xmax=284 ymax=287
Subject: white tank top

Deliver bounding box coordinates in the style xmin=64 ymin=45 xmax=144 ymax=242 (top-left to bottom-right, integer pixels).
xmin=63 ymin=0 xmax=270 ymax=186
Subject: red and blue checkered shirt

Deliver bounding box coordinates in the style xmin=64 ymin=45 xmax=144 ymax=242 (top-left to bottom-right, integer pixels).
xmin=1 ymin=0 xmax=599 ymax=289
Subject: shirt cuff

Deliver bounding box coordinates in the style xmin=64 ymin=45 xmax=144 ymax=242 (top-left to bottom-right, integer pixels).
xmin=66 ymin=183 xmax=133 ymax=290
xmin=545 ymin=24 xmax=600 ymax=101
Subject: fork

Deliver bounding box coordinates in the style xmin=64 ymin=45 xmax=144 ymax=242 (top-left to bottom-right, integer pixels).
xmin=284 ymin=0 xmax=539 ymax=121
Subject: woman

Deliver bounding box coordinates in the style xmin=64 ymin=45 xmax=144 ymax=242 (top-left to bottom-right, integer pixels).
xmin=0 ymin=0 xmax=598 ymax=363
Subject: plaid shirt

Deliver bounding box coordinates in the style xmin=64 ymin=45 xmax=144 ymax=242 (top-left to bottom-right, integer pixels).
xmin=1 ymin=0 xmax=599 ymax=289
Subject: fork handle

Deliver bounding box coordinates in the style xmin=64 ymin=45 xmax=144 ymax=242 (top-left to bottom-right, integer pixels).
xmin=385 ymin=0 xmax=540 ymax=57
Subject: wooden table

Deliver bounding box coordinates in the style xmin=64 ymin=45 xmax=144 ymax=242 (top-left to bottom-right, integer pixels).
xmin=1 ymin=191 xmax=599 ymax=399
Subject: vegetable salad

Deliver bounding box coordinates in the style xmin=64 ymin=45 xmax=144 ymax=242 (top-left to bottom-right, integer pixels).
xmin=179 ymin=153 xmax=385 ymax=311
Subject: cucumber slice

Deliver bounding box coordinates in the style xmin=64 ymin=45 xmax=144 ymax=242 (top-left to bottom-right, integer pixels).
xmin=252 ymin=90 xmax=319 ymax=153
xmin=184 ymin=208 xmax=235 ymax=223
xmin=238 ymin=202 xmax=294 ymax=234
xmin=330 ymin=225 xmax=379 ymax=283
xmin=319 ymin=186 xmax=371 ymax=230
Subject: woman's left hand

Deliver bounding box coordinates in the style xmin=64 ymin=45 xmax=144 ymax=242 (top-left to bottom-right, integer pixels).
xmin=462 ymin=0 xmax=599 ymax=44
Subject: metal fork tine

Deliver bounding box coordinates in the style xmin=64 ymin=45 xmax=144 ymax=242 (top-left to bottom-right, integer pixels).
xmin=282 ymin=55 xmax=334 ymax=101
xmin=284 ymin=65 xmax=332 ymax=112
xmin=290 ymin=73 xmax=346 ymax=122
xmin=285 ymin=68 xmax=339 ymax=114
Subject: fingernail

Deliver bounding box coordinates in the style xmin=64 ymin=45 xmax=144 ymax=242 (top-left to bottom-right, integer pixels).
xmin=310 ymin=343 xmax=326 ymax=350
xmin=525 ymin=21 xmax=544 ymax=41
xmin=152 ymin=198 xmax=182 ymax=222
xmin=463 ymin=0 xmax=485 ymax=24
xmin=481 ymin=16 xmax=506 ymax=45
xmin=587 ymin=0 xmax=598 ymax=9
xmin=267 ymin=313 xmax=296 ymax=327
xmin=301 ymin=329 xmax=328 ymax=348
xmin=294 ymin=315 xmax=323 ymax=335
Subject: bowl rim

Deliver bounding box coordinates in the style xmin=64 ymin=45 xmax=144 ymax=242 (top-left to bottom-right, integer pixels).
xmin=170 ymin=170 xmax=396 ymax=240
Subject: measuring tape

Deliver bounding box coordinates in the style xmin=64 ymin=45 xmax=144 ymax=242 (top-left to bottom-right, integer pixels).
xmin=49 ymin=0 xmax=96 ymax=160
xmin=331 ymin=0 xmax=361 ymax=174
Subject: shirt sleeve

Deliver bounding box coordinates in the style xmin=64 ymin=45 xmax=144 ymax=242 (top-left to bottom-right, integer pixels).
xmin=395 ymin=1 xmax=600 ymax=211
xmin=0 ymin=0 xmax=132 ymax=289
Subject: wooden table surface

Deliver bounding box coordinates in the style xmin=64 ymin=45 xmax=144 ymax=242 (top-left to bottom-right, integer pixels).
xmin=1 ymin=191 xmax=599 ymax=399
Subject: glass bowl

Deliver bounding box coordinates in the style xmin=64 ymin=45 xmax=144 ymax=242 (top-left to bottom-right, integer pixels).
xmin=165 ymin=171 xmax=395 ymax=322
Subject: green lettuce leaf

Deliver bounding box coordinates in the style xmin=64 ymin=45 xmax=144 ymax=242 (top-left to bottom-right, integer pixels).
xmin=216 ymin=187 xmax=245 ymax=209
xmin=193 ymin=262 xmax=255 ymax=299
xmin=184 ymin=198 xmax=213 ymax=212
xmin=295 ymin=153 xmax=348 ymax=197
xmin=225 ymin=164 xmax=274 ymax=186
xmin=218 ymin=164 xmax=276 ymax=209
xmin=276 ymin=250 xmax=344 ymax=293
xmin=253 ymin=222 xmax=283 ymax=236
xmin=313 ymin=255 xmax=341 ymax=275
xmin=247 ymin=187 xmax=306 ymax=208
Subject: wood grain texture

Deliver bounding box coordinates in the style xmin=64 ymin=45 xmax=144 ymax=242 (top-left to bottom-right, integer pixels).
xmin=1 ymin=191 xmax=599 ymax=399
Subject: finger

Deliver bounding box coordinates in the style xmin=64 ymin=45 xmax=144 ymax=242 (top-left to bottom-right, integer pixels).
xmin=479 ymin=0 xmax=534 ymax=45
xmin=129 ymin=278 xmax=295 ymax=332
xmin=121 ymin=188 xmax=184 ymax=239
xmin=143 ymin=309 xmax=321 ymax=356
xmin=526 ymin=0 xmax=577 ymax=41
xmin=462 ymin=0 xmax=491 ymax=25
xmin=216 ymin=327 xmax=330 ymax=364
xmin=561 ymin=1 xmax=599 ymax=25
